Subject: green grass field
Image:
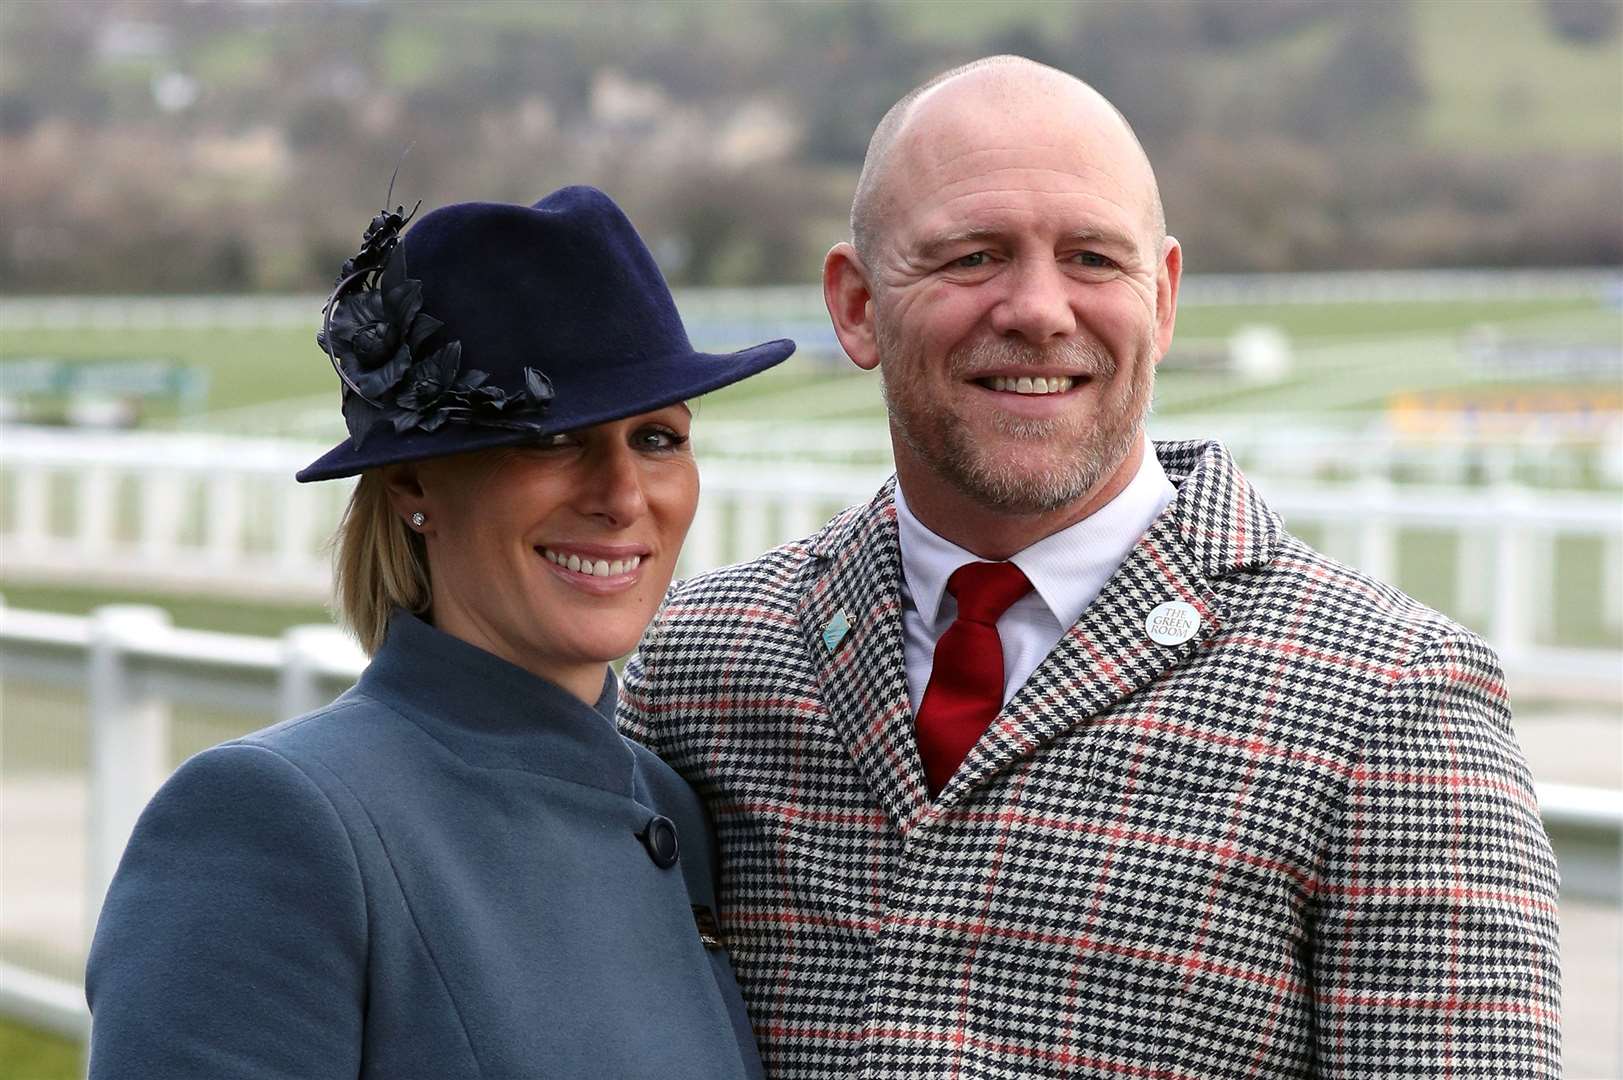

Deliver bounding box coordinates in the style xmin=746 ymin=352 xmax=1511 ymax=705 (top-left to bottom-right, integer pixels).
xmin=0 ymin=296 xmax=1609 ymax=421
xmin=0 ymin=1019 xmax=80 ymax=1080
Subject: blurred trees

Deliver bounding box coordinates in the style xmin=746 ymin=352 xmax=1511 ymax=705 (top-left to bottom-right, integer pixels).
xmin=0 ymin=0 xmax=1617 ymax=292
xmin=1544 ymin=0 xmax=1622 ymax=43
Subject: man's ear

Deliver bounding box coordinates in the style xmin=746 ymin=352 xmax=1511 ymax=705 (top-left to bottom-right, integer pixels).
xmin=823 ymin=242 xmax=881 ymax=372
xmin=1153 ymin=235 xmax=1182 ymax=363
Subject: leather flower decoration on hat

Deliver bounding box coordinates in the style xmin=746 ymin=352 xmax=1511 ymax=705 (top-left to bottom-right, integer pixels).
xmin=318 ymin=201 xmax=554 ymax=446
xmin=297 ymin=185 xmax=795 ymax=482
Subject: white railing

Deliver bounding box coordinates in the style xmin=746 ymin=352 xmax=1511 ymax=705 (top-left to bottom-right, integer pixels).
xmin=1173 ymin=267 xmax=1622 ymax=306
xmin=3 ymin=425 xmax=1620 ymax=692
xmin=0 ymin=603 xmax=364 ymax=1042
xmin=0 ymin=426 xmax=356 ymax=600
xmin=2 ymin=270 xmax=1618 ymax=333
xmin=697 ymin=414 xmax=1623 ymax=490
xmin=0 ymin=424 xmax=893 ymax=598
xmin=0 ymin=600 xmax=1617 ymax=1042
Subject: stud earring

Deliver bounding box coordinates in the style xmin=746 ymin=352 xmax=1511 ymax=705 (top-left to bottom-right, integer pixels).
xmin=409 ymin=511 xmax=426 ymax=528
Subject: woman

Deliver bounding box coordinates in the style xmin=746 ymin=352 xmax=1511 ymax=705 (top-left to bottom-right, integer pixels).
xmin=84 ymin=186 xmax=794 ymax=1078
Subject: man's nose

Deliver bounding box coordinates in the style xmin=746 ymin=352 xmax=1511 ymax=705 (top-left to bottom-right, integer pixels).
xmin=581 ymin=443 xmax=648 ymax=527
xmin=988 ymin=260 xmax=1078 ymax=344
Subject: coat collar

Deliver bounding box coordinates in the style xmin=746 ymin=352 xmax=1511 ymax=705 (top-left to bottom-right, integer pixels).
xmin=1154 ymin=438 xmax=1281 ymax=580
xmin=798 ymin=478 xmax=933 ymax=835
xmin=356 ymin=611 xmax=638 ymax=796
xmin=799 ymin=440 xmax=1281 ymax=823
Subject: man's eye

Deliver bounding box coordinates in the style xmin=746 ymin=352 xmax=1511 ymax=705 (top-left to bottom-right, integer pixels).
xmin=1072 ymin=251 xmax=1115 ymax=269
xmin=952 ymin=252 xmax=988 ymax=269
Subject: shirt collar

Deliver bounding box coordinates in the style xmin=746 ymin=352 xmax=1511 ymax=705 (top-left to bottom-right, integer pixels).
xmin=894 ymin=446 xmax=1176 ymax=629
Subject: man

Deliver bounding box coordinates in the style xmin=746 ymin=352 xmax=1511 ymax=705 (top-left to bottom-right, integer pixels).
xmin=620 ymin=56 xmax=1560 ymax=1079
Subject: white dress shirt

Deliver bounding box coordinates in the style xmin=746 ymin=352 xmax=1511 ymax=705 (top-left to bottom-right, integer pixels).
xmin=894 ymin=448 xmax=1177 ymax=713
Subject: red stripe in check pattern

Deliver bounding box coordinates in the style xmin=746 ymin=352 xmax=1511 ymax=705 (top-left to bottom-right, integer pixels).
xmin=733 ymin=905 xmax=1310 ymax=996
xmin=1273 ymin=555 xmax=1416 ymax=609
xmin=1143 ymin=539 xmax=1217 ymax=621
xmin=654 ymin=694 xmax=825 ymax=716
xmin=952 ymin=808 xmax=1316 ymax=889
xmin=1313 ymin=990 xmax=1557 ymax=1023
xmin=1088 ymin=714 xmax=1349 ymax=775
xmin=1217 ymin=635 xmax=1405 ymax=680
xmin=658 ymin=601 xmax=798 ymax=628
xmin=1315 ymin=881 xmax=1556 ymax=914
xmin=1358 ymin=768 xmax=1539 ymax=813
xmin=714 ymin=800 xmax=890 ymax=828
xmin=854 ymin=1025 xmax=1202 ymax=1078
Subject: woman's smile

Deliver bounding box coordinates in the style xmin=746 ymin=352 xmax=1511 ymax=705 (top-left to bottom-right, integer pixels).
xmin=538 ymin=542 xmax=650 ymax=592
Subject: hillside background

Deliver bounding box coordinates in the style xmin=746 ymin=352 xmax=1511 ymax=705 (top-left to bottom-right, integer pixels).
xmin=1 ymin=0 xmax=1620 ymax=294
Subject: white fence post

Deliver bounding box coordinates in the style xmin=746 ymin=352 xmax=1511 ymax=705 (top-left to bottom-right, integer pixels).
xmin=732 ymin=497 xmax=772 ymax=566
xmin=13 ymin=468 xmax=50 ymax=552
xmin=205 ymin=473 xmax=246 ymax=564
xmin=138 ymin=472 xmax=186 ymax=560
xmin=76 ymin=466 xmax=116 ymax=557
xmin=279 ymin=624 xmax=355 ymax=719
xmin=1527 ymin=530 xmax=1557 ymax=644
xmin=1455 ymin=530 xmax=1494 ymax=626
xmin=276 ymin=483 xmax=314 ymax=571
xmin=1490 ymin=492 xmax=1534 ymax=659
xmin=86 ymin=605 xmax=172 ymax=946
xmin=680 ymin=498 xmax=724 ymax=578
xmin=1355 ymin=480 xmax=1397 ymax=585
xmin=782 ymin=494 xmax=827 ymax=544
xmin=1604 ymin=532 xmax=1622 ymax=635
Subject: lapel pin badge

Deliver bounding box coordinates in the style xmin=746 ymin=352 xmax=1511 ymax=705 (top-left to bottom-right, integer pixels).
xmin=822 ymin=610 xmax=852 ymax=653
xmin=1145 ymin=600 xmax=1200 ymax=646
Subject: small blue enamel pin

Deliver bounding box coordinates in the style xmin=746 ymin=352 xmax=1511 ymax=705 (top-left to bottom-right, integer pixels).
xmin=822 ymin=610 xmax=852 ymax=653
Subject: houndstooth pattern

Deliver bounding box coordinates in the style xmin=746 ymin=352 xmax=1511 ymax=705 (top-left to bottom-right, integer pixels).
xmin=619 ymin=441 xmax=1561 ymax=1079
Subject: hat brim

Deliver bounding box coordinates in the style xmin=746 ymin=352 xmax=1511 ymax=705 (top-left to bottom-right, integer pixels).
xmin=295 ymin=338 xmax=796 ymax=482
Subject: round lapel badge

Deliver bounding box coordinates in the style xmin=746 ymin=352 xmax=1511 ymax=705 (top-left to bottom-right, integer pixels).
xmin=1145 ymin=600 xmax=1201 ymax=646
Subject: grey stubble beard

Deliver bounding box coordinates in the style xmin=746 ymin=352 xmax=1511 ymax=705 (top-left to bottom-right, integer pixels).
xmin=878 ymin=327 xmax=1154 ymax=516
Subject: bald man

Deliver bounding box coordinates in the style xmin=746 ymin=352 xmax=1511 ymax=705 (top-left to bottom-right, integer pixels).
xmin=621 ymin=57 xmax=1560 ymax=1079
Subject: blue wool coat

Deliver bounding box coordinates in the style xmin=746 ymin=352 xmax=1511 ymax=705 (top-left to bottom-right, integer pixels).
xmin=86 ymin=613 xmax=764 ymax=1080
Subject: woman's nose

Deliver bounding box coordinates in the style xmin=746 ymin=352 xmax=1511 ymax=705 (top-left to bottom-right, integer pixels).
xmin=580 ymin=444 xmax=648 ymax=526
xmin=988 ymin=260 xmax=1078 ymax=344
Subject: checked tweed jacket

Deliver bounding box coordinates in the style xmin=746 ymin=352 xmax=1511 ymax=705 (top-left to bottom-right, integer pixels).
xmin=619 ymin=440 xmax=1561 ymax=1080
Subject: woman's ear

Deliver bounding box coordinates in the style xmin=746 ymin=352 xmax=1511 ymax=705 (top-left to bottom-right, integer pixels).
xmin=380 ymin=462 xmax=428 ymax=529
xmin=823 ymin=242 xmax=881 ymax=372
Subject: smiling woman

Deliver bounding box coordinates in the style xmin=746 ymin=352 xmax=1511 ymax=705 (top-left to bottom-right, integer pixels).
xmin=83 ymin=186 xmax=793 ymax=1080
xmin=376 ymin=405 xmax=699 ymax=703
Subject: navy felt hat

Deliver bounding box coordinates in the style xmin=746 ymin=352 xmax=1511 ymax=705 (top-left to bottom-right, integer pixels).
xmin=296 ymin=185 xmax=795 ymax=482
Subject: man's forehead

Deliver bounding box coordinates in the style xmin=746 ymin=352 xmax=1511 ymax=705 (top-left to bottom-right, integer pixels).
xmin=879 ymin=78 xmax=1157 ymax=238
xmin=895 ymin=71 xmax=1143 ymax=185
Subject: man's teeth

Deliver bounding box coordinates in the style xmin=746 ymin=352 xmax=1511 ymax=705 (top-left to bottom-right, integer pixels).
xmin=984 ymin=375 xmax=1074 ymax=395
xmin=541 ymin=549 xmax=642 ymax=577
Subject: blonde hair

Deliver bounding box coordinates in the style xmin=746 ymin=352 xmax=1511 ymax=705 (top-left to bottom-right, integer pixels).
xmin=333 ymin=471 xmax=431 ymax=654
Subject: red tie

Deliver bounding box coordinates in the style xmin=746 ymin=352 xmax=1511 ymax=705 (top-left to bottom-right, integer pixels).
xmin=915 ymin=561 xmax=1034 ymax=796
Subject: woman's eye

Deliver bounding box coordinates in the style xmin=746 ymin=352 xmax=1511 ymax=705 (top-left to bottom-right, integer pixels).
xmin=634 ymin=427 xmax=688 ymax=451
